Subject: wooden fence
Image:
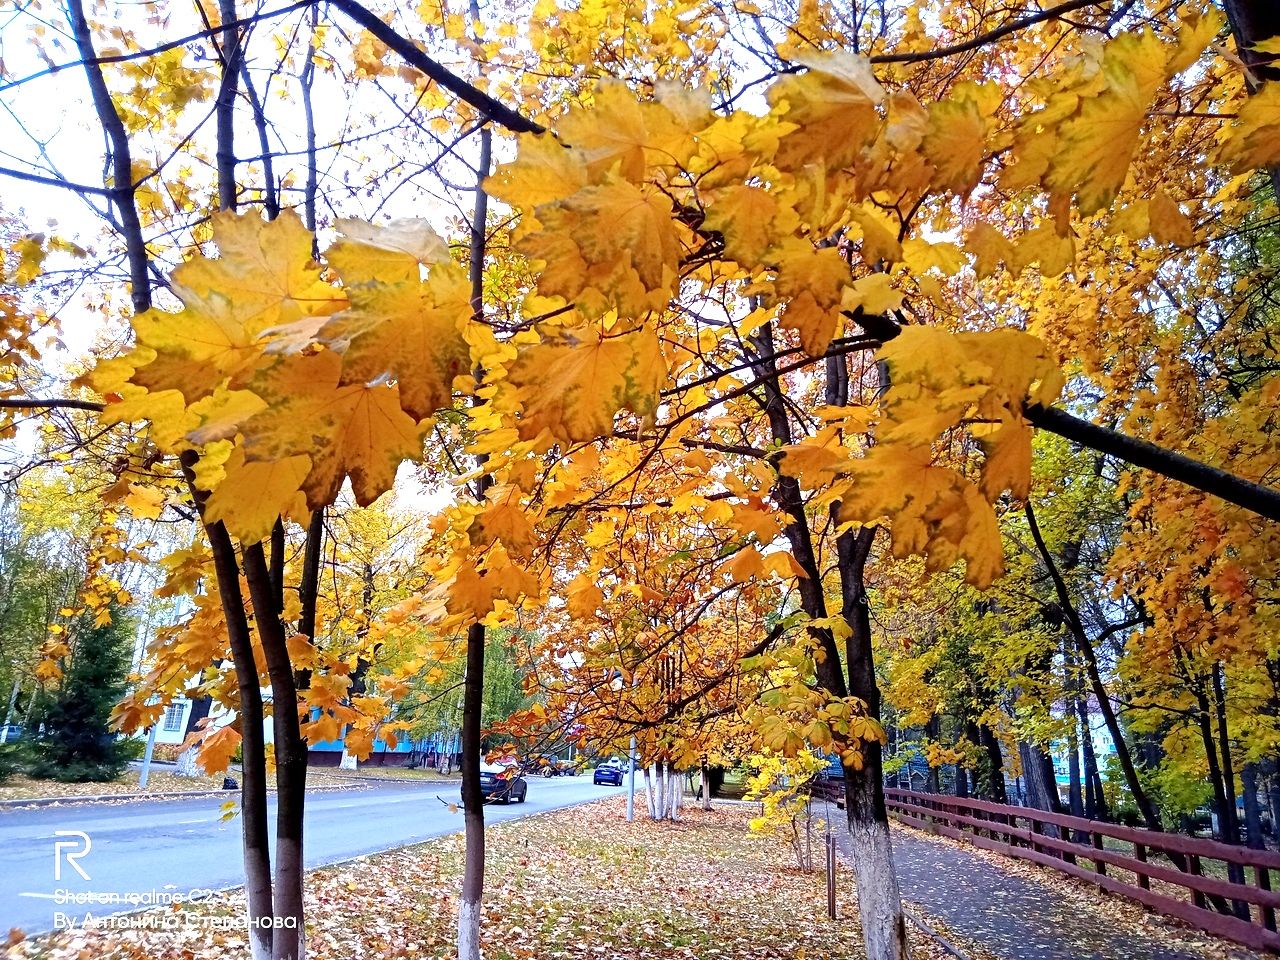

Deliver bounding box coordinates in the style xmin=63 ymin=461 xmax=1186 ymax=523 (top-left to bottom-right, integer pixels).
xmin=884 ymin=787 xmax=1280 ymax=954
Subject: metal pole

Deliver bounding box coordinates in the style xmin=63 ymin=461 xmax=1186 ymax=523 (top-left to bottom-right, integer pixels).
xmin=138 ymin=718 xmax=159 ymax=790
xmin=626 ymin=733 xmax=637 ymax=822
xmin=826 ymin=833 xmax=837 ymax=919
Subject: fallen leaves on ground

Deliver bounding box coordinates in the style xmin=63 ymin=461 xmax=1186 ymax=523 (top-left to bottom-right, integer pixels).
xmin=6 ymin=798 xmax=955 ymax=960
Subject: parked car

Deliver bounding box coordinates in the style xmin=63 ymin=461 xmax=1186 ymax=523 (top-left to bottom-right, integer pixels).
xmin=527 ymin=754 xmax=579 ymax=777
xmin=479 ymin=759 xmax=527 ymax=803
xmin=0 ymin=724 xmax=22 ymax=744
xmin=594 ymin=763 xmax=624 ymax=786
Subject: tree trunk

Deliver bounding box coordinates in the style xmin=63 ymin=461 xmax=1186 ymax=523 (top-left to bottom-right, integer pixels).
xmin=1077 ymin=696 xmax=1107 ymax=820
xmin=457 ymin=76 xmax=492 ymax=960
xmin=1020 ymin=742 xmax=1062 ymax=816
xmin=1024 ymin=504 xmax=1158 ymax=830
xmin=1243 ymin=764 xmax=1265 ymax=850
xmin=700 ymin=757 xmax=712 ymax=810
xmin=838 ymin=525 xmax=912 ymax=960
xmin=1222 ymin=0 xmax=1280 ymax=194
xmin=244 ymin=544 xmax=307 ymax=960
xmin=179 ymin=453 xmax=274 ymax=960
xmin=1064 ymin=642 xmax=1084 ymax=820
xmin=174 ymin=695 xmax=212 ymax=778
xmin=458 ymin=622 xmax=487 ymax=960
xmin=1210 ymin=664 xmax=1250 ymax=917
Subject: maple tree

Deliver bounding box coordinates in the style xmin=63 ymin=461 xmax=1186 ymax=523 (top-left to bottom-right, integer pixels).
xmin=5 ymin=1 xmax=1280 ymax=960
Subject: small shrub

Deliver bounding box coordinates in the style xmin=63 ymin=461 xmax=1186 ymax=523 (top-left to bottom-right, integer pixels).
xmin=117 ymin=737 xmax=148 ymax=762
xmin=0 ymin=743 xmax=22 ymax=783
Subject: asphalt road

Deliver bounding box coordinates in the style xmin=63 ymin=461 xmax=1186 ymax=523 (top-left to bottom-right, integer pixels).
xmin=1 ymin=774 xmax=628 ymax=934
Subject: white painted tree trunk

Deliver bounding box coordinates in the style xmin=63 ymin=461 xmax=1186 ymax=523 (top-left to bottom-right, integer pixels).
xmin=175 ymin=746 xmax=202 ymax=778
xmin=338 ymin=749 xmax=358 ymax=771
xmin=848 ymin=817 xmax=912 ymax=960
xmin=246 ymin=902 xmax=273 ymax=960
xmin=647 ymin=764 xmax=683 ymax=821
xmin=457 ymin=899 xmax=481 ymax=960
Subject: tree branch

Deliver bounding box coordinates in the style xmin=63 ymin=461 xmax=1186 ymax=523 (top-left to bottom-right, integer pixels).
xmin=1027 ymin=404 xmax=1280 ymax=523
xmin=66 ymin=0 xmax=151 ymax=313
xmin=868 ymin=0 xmax=1111 ymax=65
xmin=326 ymin=0 xmax=544 ymax=134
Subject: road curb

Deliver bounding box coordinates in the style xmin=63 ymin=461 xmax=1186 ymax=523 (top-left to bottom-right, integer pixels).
xmin=0 ymin=782 xmax=359 ymax=810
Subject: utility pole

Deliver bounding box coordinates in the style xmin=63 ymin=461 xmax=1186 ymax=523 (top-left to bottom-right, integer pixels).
xmin=138 ymin=716 xmax=159 ymax=789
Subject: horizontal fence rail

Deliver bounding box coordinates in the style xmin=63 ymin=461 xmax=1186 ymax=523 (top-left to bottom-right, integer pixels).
xmin=885 ymin=787 xmax=1280 ymax=954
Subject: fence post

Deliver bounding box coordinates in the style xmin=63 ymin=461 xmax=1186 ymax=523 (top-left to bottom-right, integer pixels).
xmin=1134 ymin=843 xmax=1151 ymax=891
xmin=1190 ymin=855 xmax=1207 ymax=910
xmin=1091 ymin=832 xmax=1106 ymax=875
xmin=1259 ymin=865 xmax=1276 ymax=932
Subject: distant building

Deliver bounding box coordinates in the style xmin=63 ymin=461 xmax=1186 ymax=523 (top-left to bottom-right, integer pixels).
xmin=1050 ymin=710 xmax=1117 ymax=790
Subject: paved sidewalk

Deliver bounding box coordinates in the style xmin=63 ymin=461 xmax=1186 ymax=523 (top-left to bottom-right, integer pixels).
xmin=834 ymin=824 xmax=1205 ymax=960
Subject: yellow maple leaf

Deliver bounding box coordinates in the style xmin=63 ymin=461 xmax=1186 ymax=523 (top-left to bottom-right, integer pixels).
xmin=123 ymin=483 xmax=166 ymax=520
xmin=240 ymin=350 xmax=426 ymax=509
xmin=922 ymin=96 xmax=987 ymax=195
xmin=768 ymin=50 xmax=885 ymax=170
xmin=202 ymin=445 xmax=311 ymax=544
xmin=519 ymin=177 xmax=682 ymax=319
xmin=485 ymin=132 xmax=588 ymax=208
xmin=1045 ymin=31 xmax=1168 ymax=214
xmin=1012 ymin=224 xmax=1074 ymax=278
xmin=326 ymin=218 xmax=450 ymax=285
xmin=131 ymin=295 xmax=263 ymax=402
xmin=557 ymin=80 xmax=704 ymax=181
xmin=173 ymin=210 xmax=345 ymax=339
xmin=842 ymin=274 xmax=903 ymax=316
xmin=850 ymin=205 xmax=902 ymax=265
xmin=703 ymin=185 xmax=795 ymax=266
xmin=1220 ymin=83 xmax=1280 ymax=174
xmin=780 ymin=292 xmax=842 ymax=357
xmin=975 ymin=419 xmax=1033 ymax=501
xmin=566 ymin=572 xmax=604 ymax=620
xmin=320 ymin=262 xmax=471 ymax=420
xmin=729 ymin=545 xmax=766 ymax=582
xmin=472 ymin=484 xmax=537 ymax=559
xmin=197 ymin=726 xmax=242 ymax=775
xmin=965 ymin=223 xmax=1014 ymax=280
xmin=507 ymin=325 xmax=666 ymax=445
xmin=769 ymin=239 xmax=851 ymax=355
xmin=1148 ymin=189 xmax=1193 ymax=247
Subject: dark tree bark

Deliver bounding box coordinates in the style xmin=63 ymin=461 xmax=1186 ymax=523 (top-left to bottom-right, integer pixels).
xmin=457 ymin=99 xmax=493 ymax=960
xmin=1222 ymin=0 xmax=1280 ymax=196
xmin=243 ymin=544 xmax=307 ymax=960
xmin=1243 ymin=764 xmax=1266 ymax=850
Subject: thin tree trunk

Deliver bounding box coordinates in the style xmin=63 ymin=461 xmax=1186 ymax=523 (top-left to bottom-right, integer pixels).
xmin=181 ymin=453 xmax=274 ymax=960
xmin=458 ymin=622 xmax=487 ymax=960
xmin=1243 ymin=764 xmax=1265 ymax=850
xmin=244 ymin=545 xmax=307 ymax=960
xmin=1210 ymin=664 xmax=1249 ymax=917
xmin=457 ymin=97 xmax=493 ymax=960
xmin=700 ymin=757 xmax=712 ymax=810
xmin=1024 ymin=504 xmax=1159 ymax=831
xmin=1263 ymin=758 xmax=1280 ymax=847
xmin=1077 ymin=695 xmax=1106 ymax=820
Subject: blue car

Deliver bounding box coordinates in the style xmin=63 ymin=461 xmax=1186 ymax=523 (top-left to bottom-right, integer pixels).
xmin=593 ymin=763 xmax=624 ymax=785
